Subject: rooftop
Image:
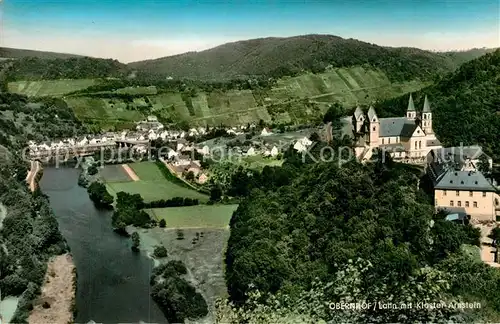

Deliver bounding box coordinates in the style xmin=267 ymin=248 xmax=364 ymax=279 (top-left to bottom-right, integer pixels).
xmin=435 ymin=170 xmax=496 ymax=192
xmin=379 ymin=117 xmax=417 ymax=138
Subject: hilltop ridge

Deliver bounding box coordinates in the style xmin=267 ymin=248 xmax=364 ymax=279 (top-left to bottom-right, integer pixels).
xmin=128 ymin=34 xmax=495 ymax=82
xmin=0 ymin=47 xmax=83 ymax=60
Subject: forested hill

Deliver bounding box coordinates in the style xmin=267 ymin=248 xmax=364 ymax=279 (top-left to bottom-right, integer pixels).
xmin=224 ymin=150 xmax=500 ymax=322
xmin=6 ymin=57 xmax=128 ymax=81
xmin=0 ymin=92 xmax=88 ymax=322
xmin=375 ymin=49 xmax=500 ymax=159
xmin=128 ymin=34 xmax=492 ymax=82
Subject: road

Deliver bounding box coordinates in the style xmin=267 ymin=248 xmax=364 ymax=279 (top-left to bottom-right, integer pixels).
xmin=26 ymin=160 xmax=42 ymax=192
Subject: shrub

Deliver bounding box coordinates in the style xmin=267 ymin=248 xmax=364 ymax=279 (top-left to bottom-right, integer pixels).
xmin=153 ymin=246 xmax=168 ymax=258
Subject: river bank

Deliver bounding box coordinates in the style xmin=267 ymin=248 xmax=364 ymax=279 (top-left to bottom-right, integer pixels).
xmin=28 ymin=253 xmax=76 ymax=324
xmin=132 ymin=226 xmax=229 ymax=323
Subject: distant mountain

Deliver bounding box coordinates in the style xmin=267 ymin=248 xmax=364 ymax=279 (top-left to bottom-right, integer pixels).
xmin=128 ymin=34 xmax=492 ymax=82
xmin=0 ymin=47 xmax=83 ymax=60
xmin=441 ymin=47 xmax=498 ymax=67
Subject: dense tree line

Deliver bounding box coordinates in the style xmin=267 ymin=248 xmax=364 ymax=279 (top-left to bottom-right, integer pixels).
xmin=65 ymin=73 xmax=276 ymax=99
xmin=143 ymin=197 xmax=199 ymax=208
xmin=223 ymin=147 xmax=492 ymax=321
xmin=111 ymin=191 xmax=155 ymax=233
xmin=375 ymin=49 xmax=500 ymax=160
xmin=6 ymin=57 xmax=127 ymax=81
xmin=87 ymin=182 xmax=114 ymax=209
xmin=150 ymin=260 xmax=208 ymax=322
xmin=0 ymin=98 xmax=70 ymax=322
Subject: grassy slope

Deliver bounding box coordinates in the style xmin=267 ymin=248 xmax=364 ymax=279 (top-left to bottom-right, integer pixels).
xmin=147 ymin=204 xmax=238 ymax=228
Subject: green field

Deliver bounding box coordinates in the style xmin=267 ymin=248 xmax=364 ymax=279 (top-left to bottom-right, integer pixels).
xmin=239 ymin=156 xmax=284 ymax=170
xmin=128 ymin=161 xmax=167 ymax=181
xmin=104 ymin=162 xmax=209 ymax=202
xmin=8 ymin=79 xmax=99 ymax=97
xmin=146 ymin=204 xmax=238 ymax=228
xmin=99 ymin=164 xmax=132 ymax=183
xmin=8 ymin=66 xmax=429 ymax=127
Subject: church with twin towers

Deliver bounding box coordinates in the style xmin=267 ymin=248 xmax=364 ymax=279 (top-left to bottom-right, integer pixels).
xmin=351 ymin=94 xmax=442 ymax=163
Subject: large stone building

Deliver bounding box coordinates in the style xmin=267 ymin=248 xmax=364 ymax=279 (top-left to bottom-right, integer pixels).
xmin=350 ymin=94 xmax=442 ymax=163
xmin=427 ymin=145 xmax=500 ymax=221
xmin=433 ymin=170 xmax=499 ymax=222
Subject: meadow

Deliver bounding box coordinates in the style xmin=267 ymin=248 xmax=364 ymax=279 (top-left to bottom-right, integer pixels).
xmin=103 ymin=162 xmax=209 ymax=202
xmin=146 ymin=204 xmax=238 ymax=228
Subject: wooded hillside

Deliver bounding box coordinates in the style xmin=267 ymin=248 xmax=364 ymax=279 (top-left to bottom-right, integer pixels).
xmin=129 ymin=34 xmax=492 ymax=82
xmin=375 ymin=49 xmax=500 ymax=160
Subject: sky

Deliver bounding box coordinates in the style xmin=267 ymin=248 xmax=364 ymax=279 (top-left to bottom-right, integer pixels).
xmin=0 ymin=0 xmax=499 ymax=63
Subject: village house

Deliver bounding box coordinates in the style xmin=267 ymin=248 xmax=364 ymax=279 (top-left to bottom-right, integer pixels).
xmin=350 ymin=94 xmax=442 ymax=163
xmin=293 ymin=136 xmax=313 ymax=152
xmin=261 ymin=127 xmax=273 ymax=136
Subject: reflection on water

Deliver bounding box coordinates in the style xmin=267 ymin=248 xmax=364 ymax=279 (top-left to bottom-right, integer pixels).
xmin=40 ymin=167 xmax=166 ymax=324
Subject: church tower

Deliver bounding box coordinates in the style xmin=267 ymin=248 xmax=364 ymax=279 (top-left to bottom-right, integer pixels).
xmin=406 ymin=94 xmax=417 ymax=120
xmin=353 ymin=106 xmax=365 ymax=133
xmin=367 ymin=106 xmax=379 ymax=146
xmin=421 ymin=95 xmax=433 ymax=134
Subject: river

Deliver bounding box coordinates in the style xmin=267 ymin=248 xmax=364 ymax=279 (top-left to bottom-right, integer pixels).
xmin=39 ymin=167 xmax=167 ymax=324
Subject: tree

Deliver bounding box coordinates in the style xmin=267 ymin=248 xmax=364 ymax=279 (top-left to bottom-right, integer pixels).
xmin=87 ymin=163 xmax=98 ymax=176
xmin=488 ymin=227 xmax=500 ymax=244
xmin=153 ymin=246 xmax=168 ymax=258
xmin=309 ymin=132 xmax=320 ymax=142
xmin=178 ymin=120 xmax=190 ymax=132
xmin=131 ymin=232 xmax=140 ymax=252
xmin=159 ymin=219 xmax=166 ymax=228
xmin=478 ymin=154 xmax=492 ymax=176
xmin=217 ymin=259 xmax=463 ymax=323
xmin=176 ymin=229 xmax=185 ymax=240
xmin=210 ymin=185 xmax=223 ymax=202
xmin=87 ymin=182 xmax=114 ymax=209
xmin=185 ymin=171 xmax=195 ymax=181
xmin=323 ymin=102 xmax=344 ymax=130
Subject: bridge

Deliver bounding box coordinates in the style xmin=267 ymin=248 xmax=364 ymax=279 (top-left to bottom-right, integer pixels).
xmin=28 ymin=140 xmax=151 ymax=160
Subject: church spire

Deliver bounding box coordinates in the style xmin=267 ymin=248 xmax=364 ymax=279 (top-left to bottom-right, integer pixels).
xmin=423 ymin=95 xmax=431 ymax=112
xmin=406 ymin=94 xmax=416 ymax=120
xmin=407 ymin=93 xmax=415 ymax=112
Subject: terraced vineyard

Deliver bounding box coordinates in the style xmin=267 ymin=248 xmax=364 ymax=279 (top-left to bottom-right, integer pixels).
xmin=8 ymin=79 xmax=99 ymax=97
xmin=7 ymin=66 xmax=429 ymax=127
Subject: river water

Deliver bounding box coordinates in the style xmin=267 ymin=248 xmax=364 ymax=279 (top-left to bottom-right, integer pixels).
xmin=39 ymin=167 xmax=167 ymax=324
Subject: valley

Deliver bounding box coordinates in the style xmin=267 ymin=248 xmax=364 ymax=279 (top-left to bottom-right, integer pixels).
xmin=0 ymin=28 xmax=499 ymax=324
